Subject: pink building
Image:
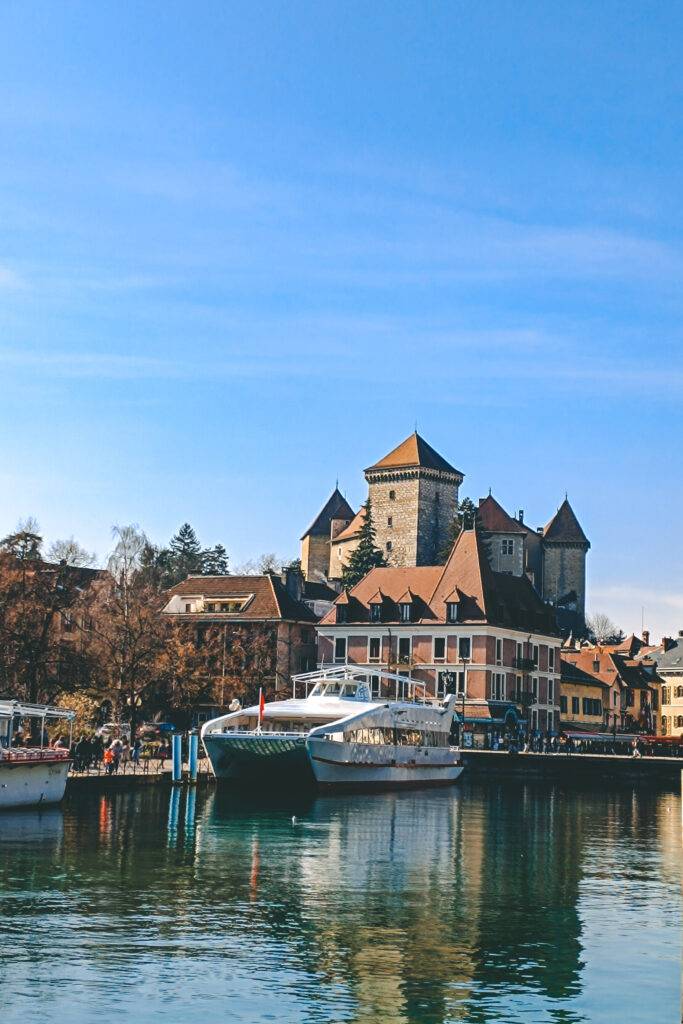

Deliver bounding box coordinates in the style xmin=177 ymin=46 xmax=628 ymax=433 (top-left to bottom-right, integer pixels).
xmin=317 ymin=529 xmax=562 ymax=737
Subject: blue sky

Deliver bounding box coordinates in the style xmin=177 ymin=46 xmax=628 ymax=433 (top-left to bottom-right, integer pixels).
xmin=1 ymin=1 xmax=682 ymax=636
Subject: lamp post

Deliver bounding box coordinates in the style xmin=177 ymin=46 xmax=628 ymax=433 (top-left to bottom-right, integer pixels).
xmin=126 ymin=692 xmax=142 ymax=743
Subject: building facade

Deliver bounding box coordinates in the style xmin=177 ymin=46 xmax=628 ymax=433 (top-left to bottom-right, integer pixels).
xmin=163 ymin=567 xmax=337 ymax=696
xmin=560 ymin=645 xmax=659 ymax=733
xmin=317 ymin=528 xmax=562 ymax=736
xmin=651 ymin=633 xmax=683 ymax=736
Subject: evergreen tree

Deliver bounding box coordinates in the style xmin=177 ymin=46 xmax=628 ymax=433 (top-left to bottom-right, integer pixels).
xmin=340 ymin=501 xmax=386 ymax=589
xmin=202 ymin=543 xmax=229 ymax=575
xmin=168 ymin=523 xmax=203 ymax=582
xmin=438 ymin=497 xmax=478 ymax=562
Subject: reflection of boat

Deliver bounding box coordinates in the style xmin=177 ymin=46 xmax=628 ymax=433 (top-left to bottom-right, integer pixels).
xmin=0 ymin=700 xmax=75 ymax=809
xmin=0 ymin=807 xmax=64 ymax=843
xmin=201 ymin=667 xmax=462 ymax=791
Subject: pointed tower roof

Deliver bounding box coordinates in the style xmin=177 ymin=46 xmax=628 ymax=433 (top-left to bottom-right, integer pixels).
xmin=365 ymin=432 xmax=462 ymax=478
xmin=477 ymin=494 xmax=527 ymax=535
xmin=301 ymin=488 xmax=355 ymax=540
xmin=543 ymin=498 xmax=590 ymax=546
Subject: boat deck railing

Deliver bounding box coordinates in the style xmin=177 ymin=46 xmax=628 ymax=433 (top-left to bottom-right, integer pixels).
xmin=0 ymin=746 xmax=71 ymax=763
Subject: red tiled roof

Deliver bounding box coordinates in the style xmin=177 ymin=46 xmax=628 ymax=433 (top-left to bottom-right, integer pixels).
xmin=320 ymin=528 xmax=558 ymax=634
xmin=165 ymin=574 xmax=317 ymax=622
xmin=477 ymin=494 xmax=527 ymax=535
xmin=365 ymin=431 xmax=462 ymax=477
xmin=332 ymin=506 xmax=366 ymax=542
xmin=544 ymin=499 xmax=589 ymax=545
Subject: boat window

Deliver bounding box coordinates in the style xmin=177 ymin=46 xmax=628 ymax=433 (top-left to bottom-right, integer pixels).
xmin=342 ymin=726 xmax=449 ymax=747
xmin=340 ymin=683 xmax=358 ymax=697
xmin=323 ymin=682 xmax=342 ymax=696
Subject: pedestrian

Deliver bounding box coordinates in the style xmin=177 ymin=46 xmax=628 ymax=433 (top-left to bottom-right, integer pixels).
xmin=120 ymin=740 xmax=130 ymax=774
xmin=631 ymin=738 xmax=642 ymax=759
xmin=92 ymin=734 xmax=104 ymax=770
xmin=74 ymin=735 xmax=88 ymax=772
xmin=131 ymin=737 xmax=142 ymax=770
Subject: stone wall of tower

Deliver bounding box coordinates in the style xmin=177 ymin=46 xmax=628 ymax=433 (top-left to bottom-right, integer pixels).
xmin=369 ymin=473 xmax=421 ymax=566
xmin=542 ymin=543 xmax=587 ymax=621
xmin=301 ymin=534 xmax=330 ymax=582
xmin=416 ymin=475 xmax=459 ymax=564
xmin=368 ymin=471 xmax=459 ymax=567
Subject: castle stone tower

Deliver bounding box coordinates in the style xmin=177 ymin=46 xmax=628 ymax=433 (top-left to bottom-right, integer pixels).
xmin=364 ymin=432 xmax=463 ymax=567
xmin=542 ymin=498 xmax=590 ymax=633
xmin=300 ymin=487 xmax=355 ymax=581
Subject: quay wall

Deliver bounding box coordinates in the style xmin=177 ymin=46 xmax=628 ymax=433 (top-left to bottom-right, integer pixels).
xmin=462 ymin=749 xmax=683 ymax=784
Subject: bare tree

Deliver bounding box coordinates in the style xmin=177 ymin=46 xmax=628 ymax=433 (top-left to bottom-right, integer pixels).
xmin=587 ymin=612 xmax=623 ymax=644
xmin=107 ymin=524 xmax=149 ymax=582
xmin=48 ymin=537 xmax=97 ymax=567
xmin=233 ymin=552 xmax=290 ymax=575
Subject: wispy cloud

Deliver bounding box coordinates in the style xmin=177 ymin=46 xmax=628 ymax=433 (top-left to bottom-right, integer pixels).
xmin=0 ymin=265 xmax=26 ymax=290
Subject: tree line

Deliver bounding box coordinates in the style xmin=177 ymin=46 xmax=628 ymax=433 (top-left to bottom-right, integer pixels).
xmin=0 ymin=521 xmax=280 ymax=737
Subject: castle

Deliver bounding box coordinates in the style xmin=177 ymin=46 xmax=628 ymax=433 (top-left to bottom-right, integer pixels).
xmin=301 ymin=431 xmax=590 ymax=635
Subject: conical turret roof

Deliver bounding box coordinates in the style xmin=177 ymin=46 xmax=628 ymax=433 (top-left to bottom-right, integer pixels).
xmin=365 ymin=431 xmax=462 ymax=477
xmin=543 ymin=498 xmax=589 ymax=546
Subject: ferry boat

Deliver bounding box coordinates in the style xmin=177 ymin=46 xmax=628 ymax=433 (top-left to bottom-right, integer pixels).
xmin=306 ymin=693 xmax=461 ymax=790
xmin=200 ymin=667 xmax=463 ymax=790
xmin=0 ymin=700 xmax=76 ymax=809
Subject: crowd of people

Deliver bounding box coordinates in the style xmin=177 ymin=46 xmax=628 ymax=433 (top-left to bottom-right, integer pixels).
xmin=70 ymin=734 xmax=173 ymax=774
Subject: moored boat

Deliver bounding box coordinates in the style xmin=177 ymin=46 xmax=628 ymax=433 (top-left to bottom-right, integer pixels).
xmin=306 ymin=693 xmax=462 ymax=790
xmin=201 ymin=667 xmax=463 ymax=791
xmin=0 ymin=701 xmax=76 ymax=810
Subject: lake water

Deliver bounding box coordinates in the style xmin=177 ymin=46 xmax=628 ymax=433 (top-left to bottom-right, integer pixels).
xmin=0 ymin=780 xmax=680 ymax=1023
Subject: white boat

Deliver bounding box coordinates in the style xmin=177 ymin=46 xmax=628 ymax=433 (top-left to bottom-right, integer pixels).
xmin=201 ymin=667 xmax=463 ymax=791
xmin=306 ymin=692 xmax=462 ymax=790
xmin=0 ymin=701 xmax=75 ymax=810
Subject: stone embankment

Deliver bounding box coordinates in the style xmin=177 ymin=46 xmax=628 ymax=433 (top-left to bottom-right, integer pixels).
xmin=462 ymin=748 xmax=683 ymax=784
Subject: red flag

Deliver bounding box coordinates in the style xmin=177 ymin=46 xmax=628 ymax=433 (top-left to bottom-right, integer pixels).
xmin=258 ymin=688 xmax=265 ymax=726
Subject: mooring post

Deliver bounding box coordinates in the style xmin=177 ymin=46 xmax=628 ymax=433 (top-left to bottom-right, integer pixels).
xmin=188 ymin=732 xmax=199 ymax=784
xmin=171 ymin=733 xmax=183 ymax=784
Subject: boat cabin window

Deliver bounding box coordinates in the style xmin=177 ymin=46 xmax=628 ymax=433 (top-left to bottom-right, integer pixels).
xmin=309 ymin=681 xmax=359 ymax=698
xmin=340 ymin=726 xmax=449 ymax=747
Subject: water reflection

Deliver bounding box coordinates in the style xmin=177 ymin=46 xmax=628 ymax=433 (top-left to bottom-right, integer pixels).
xmin=0 ymin=781 xmax=679 ymax=1024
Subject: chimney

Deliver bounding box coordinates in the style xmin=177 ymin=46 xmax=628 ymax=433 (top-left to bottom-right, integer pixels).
xmin=641 ymin=630 xmax=650 ymax=646
xmin=518 ymin=510 xmax=524 ymax=523
xmin=282 ymin=564 xmax=304 ymax=602
xmin=536 ymin=527 xmax=543 ymax=534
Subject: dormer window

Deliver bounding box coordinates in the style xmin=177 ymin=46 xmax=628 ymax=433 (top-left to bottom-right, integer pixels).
xmin=337 ymin=605 xmax=348 ymax=623
xmin=447 ymin=602 xmax=458 ymax=623
xmin=370 ymin=603 xmax=381 ymax=623
xmin=399 ymin=602 xmax=411 ymax=623
xmin=593 ymin=659 xmax=600 ymax=673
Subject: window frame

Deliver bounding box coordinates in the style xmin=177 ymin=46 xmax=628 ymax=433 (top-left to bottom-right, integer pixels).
xmin=433 ymin=636 xmax=446 ymax=663
xmin=368 ymin=637 xmax=381 ymax=663
xmin=334 ymin=636 xmax=347 ymax=663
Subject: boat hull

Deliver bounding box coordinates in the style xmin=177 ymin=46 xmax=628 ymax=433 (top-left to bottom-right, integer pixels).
xmin=307 ymin=738 xmax=464 ymax=790
xmin=0 ymin=757 xmax=71 ymax=809
xmin=203 ymin=732 xmax=312 ymax=784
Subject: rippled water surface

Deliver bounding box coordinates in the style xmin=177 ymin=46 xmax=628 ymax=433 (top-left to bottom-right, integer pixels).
xmin=0 ymin=780 xmax=680 ymax=1023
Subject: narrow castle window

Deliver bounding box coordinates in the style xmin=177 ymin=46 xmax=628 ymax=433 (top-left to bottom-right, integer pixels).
xmin=389 ymin=490 xmax=396 ymax=500
xmin=386 ymin=540 xmax=392 ymax=552
xmin=387 ymin=516 xmax=393 ymax=527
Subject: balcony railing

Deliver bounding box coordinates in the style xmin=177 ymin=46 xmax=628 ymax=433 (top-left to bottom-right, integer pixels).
xmin=513 ymin=657 xmax=536 ymax=671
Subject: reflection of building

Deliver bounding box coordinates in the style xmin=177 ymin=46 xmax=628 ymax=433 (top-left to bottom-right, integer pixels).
xmin=318 ymin=528 xmax=561 ymax=736
xmin=301 ymin=433 xmax=590 ymax=636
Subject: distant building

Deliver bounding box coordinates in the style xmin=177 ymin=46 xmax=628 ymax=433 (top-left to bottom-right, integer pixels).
xmin=300 ymin=432 xmax=590 ymax=636
xmin=649 ymin=632 xmax=683 ymax=736
xmin=560 ymin=646 xmax=659 ymax=733
xmin=163 ymin=566 xmax=337 ymax=694
xmin=317 ymin=528 xmax=561 ymax=737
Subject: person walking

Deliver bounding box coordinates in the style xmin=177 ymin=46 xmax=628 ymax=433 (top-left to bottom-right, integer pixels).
xmin=131 ymin=737 xmax=142 ymax=771
xmin=120 ymin=740 xmax=131 ymax=774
